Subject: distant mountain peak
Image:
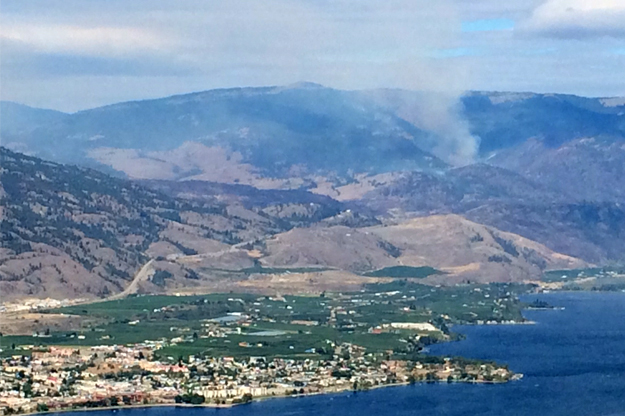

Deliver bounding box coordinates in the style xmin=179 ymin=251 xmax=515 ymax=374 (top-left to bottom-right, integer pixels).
xmin=283 ymin=81 xmax=327 ymax=90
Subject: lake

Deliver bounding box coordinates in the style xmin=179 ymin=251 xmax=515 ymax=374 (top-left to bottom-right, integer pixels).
xmin=55 ymin=292 xmax=625 ymax=416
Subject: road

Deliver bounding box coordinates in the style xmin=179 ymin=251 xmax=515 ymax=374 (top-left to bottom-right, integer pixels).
xmin=66 ymin=239 xmax=258 ymax=304
xmin=106 ymin=259 xmax=155 ymax=301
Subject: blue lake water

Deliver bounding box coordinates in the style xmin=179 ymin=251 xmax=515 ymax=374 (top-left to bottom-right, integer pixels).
xmin=57 ymin=292 xmax=625 ymax=416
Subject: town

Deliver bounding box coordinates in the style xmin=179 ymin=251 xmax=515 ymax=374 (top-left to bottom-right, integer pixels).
xmin=0 ymin=342 xmax=517 ymax=414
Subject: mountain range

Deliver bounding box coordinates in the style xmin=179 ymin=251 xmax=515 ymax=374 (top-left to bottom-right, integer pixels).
xmin=1 ymin=83 xmax=625 ymax=300
xmin=4 ymin=84 xmax=624 ymax=187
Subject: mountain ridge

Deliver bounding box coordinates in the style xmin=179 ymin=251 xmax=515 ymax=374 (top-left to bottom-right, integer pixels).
xmin=2 ymin=83 xmax=625 ymax=279
xmin=0 ymin=148 xmax=591 ymax=301
xmin=2 ymin=84 xmax=623 ymax=189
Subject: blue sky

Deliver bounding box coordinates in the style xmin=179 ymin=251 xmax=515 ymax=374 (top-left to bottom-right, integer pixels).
xmin=461 ymin=19 xmax=515 ymax=32
xmin=1 ymin=0 xmax=624 ymax=112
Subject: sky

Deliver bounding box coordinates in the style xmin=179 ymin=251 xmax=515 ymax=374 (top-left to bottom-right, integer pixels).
xmin=1 ymin=0 xmax=625 ymax=112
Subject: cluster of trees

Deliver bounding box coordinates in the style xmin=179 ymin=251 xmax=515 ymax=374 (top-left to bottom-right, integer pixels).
xmin=174 ymin=393 xmax=205 ymax=404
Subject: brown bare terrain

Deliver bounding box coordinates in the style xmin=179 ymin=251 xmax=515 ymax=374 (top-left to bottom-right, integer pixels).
xmin=366 ymin=215 xmax=587 ymax=283
xmin=0 ymin=313 xmax=99 ymax=336
xmin=144 ymin=215 xmax=588 ymax=296
xmin=0 ymin=148 xmax=342 ymax=301
xmin=0 ymin=148 xmax=592 ymax=303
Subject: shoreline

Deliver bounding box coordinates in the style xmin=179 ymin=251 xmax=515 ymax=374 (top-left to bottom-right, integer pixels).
xmin=22 ymin=402 xmax=235 ymax=416
xmin=20 ymin=377 xmax=520 ymax=416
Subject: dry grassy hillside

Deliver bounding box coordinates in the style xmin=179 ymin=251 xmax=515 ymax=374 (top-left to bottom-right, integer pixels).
xmin=366 ymin=215 xmax=587 ymax=283
xmin=0 ymin=148 xmax=339 ymax=301
xmin=260 ymin=226 xmax=400 ymax=273
xmin=248 ymin=215 xmax=587 ymax=284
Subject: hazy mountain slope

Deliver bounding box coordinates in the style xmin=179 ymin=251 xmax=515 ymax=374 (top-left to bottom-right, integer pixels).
xmin=462 ymin=92 xmax=625 ymax=154
xmin=4 ymin=85 xmax=625 ymax=269
xmin=360 ymin=89 xmax=625 ymax=156
xmin=2 ymin=84 xmax=445 ymax=185
xmin=488 ymin=136 xmax=625 ymax=202
xmin=464 ymin=202 xmax=625 ymax=264
xmin=353 ymin=164 xmax=566 ymax=214
xmin=348 ymin=163 xmax=625 ymax=264
xmin=4 ymin=85 xmax=624 ymax=193
xmin=0 ymin=101 xmax=67 ymax=140
xmin=140 ymin=179 xmax=344 ymax=228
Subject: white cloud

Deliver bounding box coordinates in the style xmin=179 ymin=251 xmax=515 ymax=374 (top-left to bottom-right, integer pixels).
xmin=0 ymin=0 xmax=471 ymax=101
xmin=1 ymin=0 xmax=624 ymax=117
xmin=0 ymin=24 xmax=167 ymax=57
xmin=521 ymin=0 xmax=625 ymax=37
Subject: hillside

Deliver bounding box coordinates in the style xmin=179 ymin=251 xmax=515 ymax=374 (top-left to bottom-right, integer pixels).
xmin=350 ymin=164 xmax=565 ymax=212
xmin=0 ymin=101 xmax=67 ymax=138
xmin=359 ymin=89 xmax=625 ymax=156
xmin=365 ymin=215 xmax=587 ymax=283
xmin=0 ymin=84 xmax=445 ymax=187
xmin=0 ymin=148 xmax=342 ymax=301
xmin=249 ymin=215 xmax=586 ymax=284
xmin=464 ymin=202 xmax=625 ymax=264
xmin=3 ymin=84 xmax=623 ymax=201
xmin=461 ymin=92 xmax=625 ymax=154
xmin=2 ymin=84 xmax=625 ymax=289
xmin=3 ymin=85 xmax=625 ymax=200
xmin=1 ymin=149 xmax=592 ymax=301
xmin=133 ymin=215 xmax=587 ymax=296
xmin=348 ymin=164 xmax=625 ymax=263
xmin=488 ymin=136 xmax=625 ymax=202
xmin=140 ymin=179 xmax=345 ymax=227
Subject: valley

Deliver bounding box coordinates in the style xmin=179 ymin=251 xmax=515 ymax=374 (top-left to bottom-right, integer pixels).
xmin=3 ymin=0 xmax=625 ymax=413
xmin=1 ymin=147 xmax=593 ymax=303
xmin=1 ymin=85 xmax=625 ymax=415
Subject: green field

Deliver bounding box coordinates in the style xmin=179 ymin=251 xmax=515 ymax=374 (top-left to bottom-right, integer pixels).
xmin=0 ymin=282 xmax=530 ymax=360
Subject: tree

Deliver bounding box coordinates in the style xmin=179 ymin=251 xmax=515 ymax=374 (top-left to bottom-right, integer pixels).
xmin=425 ymin=372 xmax=439 ymax=383
xmin=22 ymin=382 xmax=33 ymax=397
xmin=175 ymin=394 xmax=205 ymax=405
